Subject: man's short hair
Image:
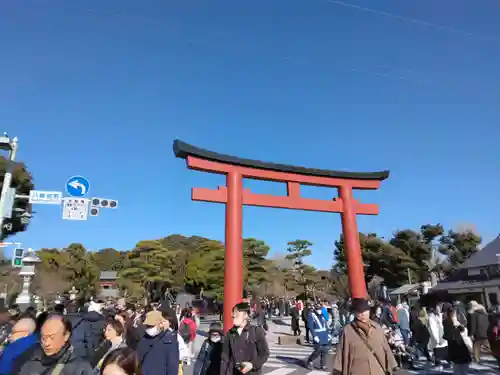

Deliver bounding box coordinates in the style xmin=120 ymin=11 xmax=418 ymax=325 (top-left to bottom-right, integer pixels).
xmin=45 ymin=314 xmax=73 ymax=335
xmin=233 ymin=302 xmax=251 ymax=315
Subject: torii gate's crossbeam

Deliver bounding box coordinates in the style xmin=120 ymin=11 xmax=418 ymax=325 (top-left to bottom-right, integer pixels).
xmin=174 ymin=140 xmax=389 ymax=333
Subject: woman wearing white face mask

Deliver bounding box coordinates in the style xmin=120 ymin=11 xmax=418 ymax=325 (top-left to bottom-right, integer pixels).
xmin=193 ymin=322 xmax=223 ymax=375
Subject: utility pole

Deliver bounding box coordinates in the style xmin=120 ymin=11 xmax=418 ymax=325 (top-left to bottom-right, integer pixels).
xmin=0 ymin=134 xmax=18 ymax=240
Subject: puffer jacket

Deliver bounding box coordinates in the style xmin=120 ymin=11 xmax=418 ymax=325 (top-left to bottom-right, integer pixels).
xmin=67 ymin=311 xmax=105 ymax=359
xmin=468 ymin=304 xmax=489 ymax=340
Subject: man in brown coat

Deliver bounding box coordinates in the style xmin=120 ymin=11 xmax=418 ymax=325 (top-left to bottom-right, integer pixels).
xmin=333 ymin=298 xmax=398 ymax=375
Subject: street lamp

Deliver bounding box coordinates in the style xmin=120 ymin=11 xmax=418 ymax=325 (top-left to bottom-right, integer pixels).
xmin=0 ymin=134 xmax=18 ymax=239
xmin=16 ymin=248 xmax=41 ymax=311
xmin=69 ymin=286 xmax=79 ymax=301
xmin=0 ymin=134 xmax=13 ymax=151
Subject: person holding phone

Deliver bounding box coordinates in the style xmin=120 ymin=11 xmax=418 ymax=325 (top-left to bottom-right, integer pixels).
xmin=220 ymin=302 xmax=269 ymax=375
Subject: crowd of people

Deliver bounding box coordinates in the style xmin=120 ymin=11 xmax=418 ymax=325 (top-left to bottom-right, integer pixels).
xmin=0 ymin=295 xmax=498 ymax=375
xmin=0 ymin=299 xmax=270 ymax=375
xmin=278 ymin=297 xmax=500 ymax=375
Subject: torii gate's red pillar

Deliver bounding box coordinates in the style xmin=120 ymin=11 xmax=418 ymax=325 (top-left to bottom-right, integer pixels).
xmin=175 ymin=140 xmax=388 ymax=333
xmin=339 ymin=185 xmax=367 ymax=299
xmin=224 ymin=171 xmax=243 ymax=332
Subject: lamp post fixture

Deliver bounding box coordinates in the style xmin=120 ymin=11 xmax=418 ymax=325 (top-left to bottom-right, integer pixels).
xmin=0 ymin=134 xmax=18 ymax=239
xmin=15 ymin=248 xmax=41 ymax=311
xmin=69 ymin=286 xmax=79 ymax=301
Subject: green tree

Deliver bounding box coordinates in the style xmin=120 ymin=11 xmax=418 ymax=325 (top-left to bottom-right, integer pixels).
xmin=90 ymin=248 xmax=128 ymax=271
xmin=390 ymin=229 xmax=428 ymax=282
xmin=285 ymin=240 xmax=317 ymax=296
xmin=1 ymin=158 xmax=34 ymax=241
xmin=243 ymin=238 xmax=270 ymax=292
xmin=333 ymin=233 xmax=414 ymax=287
xmin=389 ymin=225 xmax=444 ymax=283
xmin=120 ymin=240 xmax=178 ymax=300
xmin=160 ymin=235 xmax=210 ymax=290
xmin=439 ymin=229 xmax=481 ymax=273
xmin=185 ymin=240 xmax=225 ymax=297
xmin=37 ymin=248 xmax=66 ymax=272
xmin=329 ymin=271 xmax=350 ymax=299
xmin=63 ymin=243 xmax=99 ymax=298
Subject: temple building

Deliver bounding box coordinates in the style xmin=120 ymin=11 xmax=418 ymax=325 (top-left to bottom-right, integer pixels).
xmin=99 ymin=271 xmax=120 ymax=299
xmin=432 ymin=235 xmax=500 ymax=308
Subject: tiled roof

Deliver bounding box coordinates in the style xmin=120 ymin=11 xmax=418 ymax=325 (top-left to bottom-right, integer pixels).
xmin=460 ymin=236 xmax=500 ymax=269
xmin=100 ymin=271 xmax=118 ymax=280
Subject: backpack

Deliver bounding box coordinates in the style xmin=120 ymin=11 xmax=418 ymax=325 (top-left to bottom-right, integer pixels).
xmin=180 ymin=322 xmax=192 ymax=343
xmin=390 ymin=306 xmax=399 ymax=324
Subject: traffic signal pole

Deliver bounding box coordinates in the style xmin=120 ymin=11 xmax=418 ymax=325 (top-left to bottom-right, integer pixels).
xmin=0 ymin=135 xmax=18 ymax=240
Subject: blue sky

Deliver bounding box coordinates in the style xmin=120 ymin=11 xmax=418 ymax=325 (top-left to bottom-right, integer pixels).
xmin=2 ymin=0 xmax=499 ymax=268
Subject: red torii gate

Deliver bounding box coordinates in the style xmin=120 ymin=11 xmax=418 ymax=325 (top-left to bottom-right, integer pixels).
xmin=174 ymin=140 xmax=389 ymax=332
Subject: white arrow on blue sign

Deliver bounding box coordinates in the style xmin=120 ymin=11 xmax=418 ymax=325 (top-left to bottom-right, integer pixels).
xmin=66 ymin=176 xmax=90 ymax=197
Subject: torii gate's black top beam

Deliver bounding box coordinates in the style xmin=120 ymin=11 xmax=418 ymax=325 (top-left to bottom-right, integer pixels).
xmin=173 ymin=140 xmax=389 ymax=181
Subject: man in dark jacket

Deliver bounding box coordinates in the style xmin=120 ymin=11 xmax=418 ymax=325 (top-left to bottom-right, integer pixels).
xmin=138 ymin=310 xmax=179 ymax=375
xmin=67 ymin=301 xmax=106 ymax=359
xmin=468 ymin=300 xmax=490 ymax=362
xmin=221 ymin=302 xmax=269 ymax=375
xmin=290 ymin=303 xmax=301 ymax=336
xmin=301 ymin=303 xmax=312 ymax=344
xmin=16 ymin=314 xmax=93 ymax=375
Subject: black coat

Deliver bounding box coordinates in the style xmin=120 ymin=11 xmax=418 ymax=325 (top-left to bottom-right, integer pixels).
xmin=17 ymin=344 xmax=93 ymax=375
xmin=411 ymin=318 xmax=430 ymax=346
xmin=221 ymin=325 xmax=269 ymax=375
xmin=67 ymin=311 xmax=106 ymax=359
xmin=194 ymin=339 xmax=223 ymax=375
xmin=290 ymin=307 xmax=300 ymax=331
xmin=443 ymin=320 xmax=471 ymax=365
xmin=468 ymin=310 xmax=489 ymax=340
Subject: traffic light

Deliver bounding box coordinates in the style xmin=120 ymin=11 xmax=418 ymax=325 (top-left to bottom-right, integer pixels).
xmin=12 ymin=248 xmax=24 ymax=267
xmin=89 ymin=207 xmax=100 ymax=217
xmin=91 ymin=197 xmax=118 ymax=209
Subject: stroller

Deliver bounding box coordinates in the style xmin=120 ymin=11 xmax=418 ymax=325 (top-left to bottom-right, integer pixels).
xmin=385 ymin=326 xmax=418 ymax=369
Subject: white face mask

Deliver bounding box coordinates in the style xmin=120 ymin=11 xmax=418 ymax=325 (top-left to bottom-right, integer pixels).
xmin=145 ymin=327 xmax=160 ymax=337
xmin=210 ymin=336 xmax=221 ymax=343
xmin=315 ymin=309 xmax=322 ymax=315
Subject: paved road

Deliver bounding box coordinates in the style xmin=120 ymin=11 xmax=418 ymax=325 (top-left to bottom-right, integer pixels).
xmin=188 ymin=318 xmax=499 ymax=375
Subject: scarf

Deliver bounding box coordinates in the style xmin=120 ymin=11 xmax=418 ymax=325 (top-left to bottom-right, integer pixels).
xmin=354 ymin=319 xmax=372 ymax=337
xmin=41 ymin=341 xmax=73 ymax=366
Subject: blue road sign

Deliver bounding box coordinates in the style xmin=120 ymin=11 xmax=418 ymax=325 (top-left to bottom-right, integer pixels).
xmin=66 ymin=176 xmax=90 ymax=197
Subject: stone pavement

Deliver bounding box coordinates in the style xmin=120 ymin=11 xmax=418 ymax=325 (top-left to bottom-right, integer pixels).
xmin=187 ymin=317 xmax=499 ymax=375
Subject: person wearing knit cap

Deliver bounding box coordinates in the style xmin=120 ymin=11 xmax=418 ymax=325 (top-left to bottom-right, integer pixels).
xmin=193 ymin=322 xmax=223 ymax=375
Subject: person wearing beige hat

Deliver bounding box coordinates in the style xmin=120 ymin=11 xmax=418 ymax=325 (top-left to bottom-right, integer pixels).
xmin=137 ymin=310 xmax=180 ymax=375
